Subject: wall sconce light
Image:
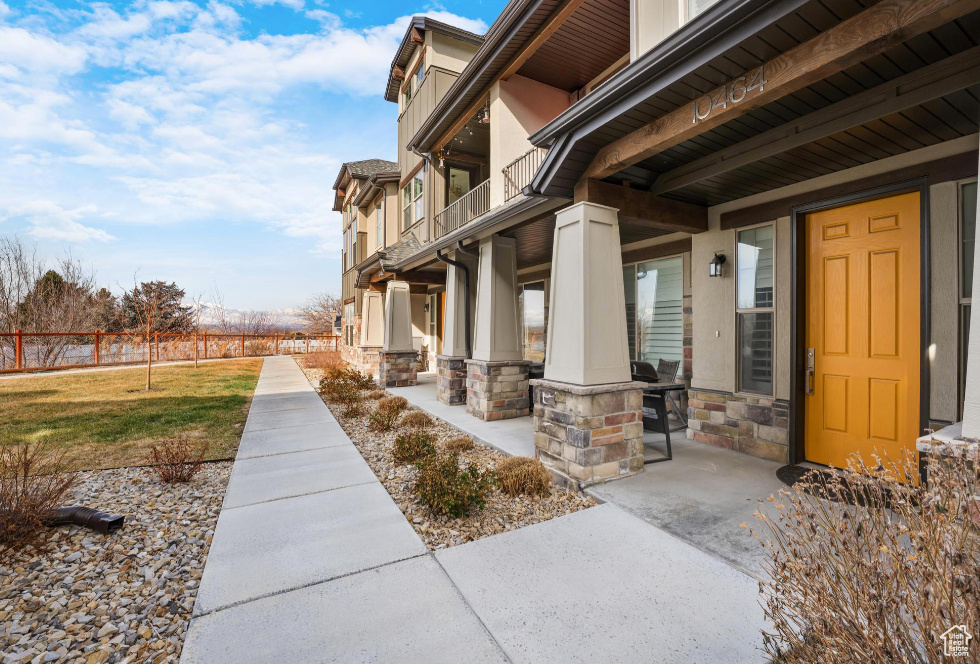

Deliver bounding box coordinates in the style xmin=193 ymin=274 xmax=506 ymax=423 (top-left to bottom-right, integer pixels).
xmin=480 ymin=101 xmax=490 ymax=123
xmin=709 ymin=253 xmax=726 ymax=277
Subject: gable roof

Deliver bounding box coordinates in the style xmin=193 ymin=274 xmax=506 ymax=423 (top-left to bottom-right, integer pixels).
xmin=332 ymin=159 xmax=399 ymax=193
xmin=384 ymin=16 xmax=485 ymax=103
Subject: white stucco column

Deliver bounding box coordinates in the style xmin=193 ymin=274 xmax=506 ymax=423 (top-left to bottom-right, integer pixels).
xmin=359 ymin=290 xmax=384 ymax=347
xmin=382 ymin=281 xmax=414 ymax=353
xmin=442 ymin=249 xmax=478 ymax=358
xmin=543 ymin=201 xmax=632 ymax=385
xmin=471 ymin=235 xmax=522 ymax=362
xmin=961 ymin=154 xmax=980 ymax=437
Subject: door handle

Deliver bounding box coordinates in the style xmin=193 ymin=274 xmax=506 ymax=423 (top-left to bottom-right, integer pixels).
xmin=806 ymin=348 xmax=815 ymax=396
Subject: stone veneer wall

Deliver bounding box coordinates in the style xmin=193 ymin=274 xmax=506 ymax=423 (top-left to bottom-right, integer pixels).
xmin=352 ymin=346 xmax=381 ymax=378
xmin=378 ymin=350 xmax=417 ymax=388
xmin=531 ymin=379 xmax=645 ymax=488
xmin=686 ymin=389 xmax=790 ymax=463
xmin=340 ymin=315 xmax=362 ymax=364
xmin=436 ymin=356 xmax=467 ymax=405
xmin=465 ymin=359 xmax=529 ymax=421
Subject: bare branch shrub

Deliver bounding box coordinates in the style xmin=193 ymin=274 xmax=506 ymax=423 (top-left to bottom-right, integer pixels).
xmin=496 ymin=457 xmax=552 ymax=497
xmin=300 ymin=292 xmax=341 ymax=334
xmin=0 ymin=442 xmax=77 ymax=559
xmin=754 ymin=449 xmax=980 ymax=663
xmin=146 ymin=436 xmax=209 ymax=484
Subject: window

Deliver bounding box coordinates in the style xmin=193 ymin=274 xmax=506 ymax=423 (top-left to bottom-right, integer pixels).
xmin=736 ymin=225 xmax=775 ymax=395
xmin=622 ymin=257 xmax=683 ymax=363
xmin=376 ymin=201 xmax=383 ymax=248
xmin=518 ymin=281 xmax=548 ymax=362
xmin=402 ymin=173 xmax=424 ymax=229
xmin=342 ymin=228 xmax=348 ymax=270
xmin=344 ymin=302 xmax=354 ymax=346
xmin=960 ymin=181 xmax=977 ymax=411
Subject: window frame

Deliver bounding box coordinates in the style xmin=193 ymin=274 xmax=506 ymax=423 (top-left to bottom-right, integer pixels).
xmin=412 ymin=173 xmax=424 ymax=226
xmin=375 ymin=199 xmax=384 ymax=249
xmin=735 ymin=222 xmax=776 ymax=396
xmin=621 ymin=253 xmax=686 ymax=364
xmin=402 ymin=182 xmax=413 ymax=230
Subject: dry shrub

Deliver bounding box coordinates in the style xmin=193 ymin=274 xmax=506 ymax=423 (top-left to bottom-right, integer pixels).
xmin=392 ymin=431 xmax=436 ymax=465
xmin=364 ymin=389 xmax=386 ymax=401
xmin=368 ymin=398 xmax=405 ymax=432
xmin=305 ymin=350 xmax=343 ymax=372
xmin=754 ymin=449 xmax=980 ymax=663
xmin=0 ymin=442 xmax=77 ymax=558
xmin=400 ymin=410 xmax=433 ymax=432
xmin=338 ymin=388 xmax=364 ymax=418
xmin=496 ymin=456 xmax=552 ymax=497
xmin=378 ymin=396 xmax=408 ymax=412
xmin=146 ymin=436 xmax=209 ymax=484
xmin=415 ymin=452 xmax=494 ymax=518
xmin=341 ymin=368 xmax=376 ymax=391
xmin=443 ymin=436 xmax=475 ymax=453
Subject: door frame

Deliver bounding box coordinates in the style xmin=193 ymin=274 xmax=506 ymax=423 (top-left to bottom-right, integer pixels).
xmin=789 ymin=178 xmax=930 ymax=467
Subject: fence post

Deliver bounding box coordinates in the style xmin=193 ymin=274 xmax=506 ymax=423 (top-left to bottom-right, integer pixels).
xmin=241 ymin=333 xmax=245 ymax=357
xmin=203 ymin=333 xmax=208 ymax=359
xmin=15 ymin=329 xmax=23 ymax=370
xmin=306 ymin=337 xmax=310 ymax=354
xmin=274 ymin=334 xmax=279 ymax=355
xmin=94 ymin=330 xmax=101 ymax=366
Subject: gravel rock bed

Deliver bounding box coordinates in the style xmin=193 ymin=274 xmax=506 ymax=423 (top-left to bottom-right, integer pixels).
xmin=1 ymin=463 xmax=231 ymax=664
xmin=300 ymin=362 xmax=595 ymax=551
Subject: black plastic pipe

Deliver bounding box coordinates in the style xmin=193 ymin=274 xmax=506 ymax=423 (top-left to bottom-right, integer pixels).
xmin=44 ymin=506 xmax=125 ymax=534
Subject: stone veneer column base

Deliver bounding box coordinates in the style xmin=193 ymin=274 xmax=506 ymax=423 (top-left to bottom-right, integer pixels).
xmin=354 ymin=345 xmax=381 ymax=378
xmin=465 ymin=359 xmax=530 ymax=421
xmin=436 ymin=355 xmax=467 ymax=405
xmin=378 ymin=350 xmax=417 ymax=388
xmin=686 ymin=389 xmax=790 ymax=463
xmin=531 ymin=379 xmax=645 ymax=489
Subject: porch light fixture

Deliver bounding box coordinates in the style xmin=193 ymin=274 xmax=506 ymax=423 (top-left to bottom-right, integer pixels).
xmin=480 ymin=100 xmax=490 ymax=124
xmin=709 ymin=253 xmax=726 ymax=277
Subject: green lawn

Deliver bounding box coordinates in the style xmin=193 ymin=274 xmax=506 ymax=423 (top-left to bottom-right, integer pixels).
xmin=0 ymin=360 xmax=262 ymax=471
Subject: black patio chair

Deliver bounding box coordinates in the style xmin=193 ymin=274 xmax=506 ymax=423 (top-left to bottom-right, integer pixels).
xmin=656 ymin=359 xmax=687 ymax=426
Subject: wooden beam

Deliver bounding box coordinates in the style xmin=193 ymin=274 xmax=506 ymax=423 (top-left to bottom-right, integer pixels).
xmin=582 ymin=0 xmax=980 ymax=182
xmin=410 ymin=27 xmax=424 ymax=44
xmin=575 ymin=179 xmax=708 ymax=234
xmin=499 ymin=0 xmax=590 ymax=81
xmin=651 ymin=46 xmax=980 ymax=195
xmin=396 ymin=270 xmax=447 ymax=286
xmin=391 ymin=66 xmax=405 ymax=81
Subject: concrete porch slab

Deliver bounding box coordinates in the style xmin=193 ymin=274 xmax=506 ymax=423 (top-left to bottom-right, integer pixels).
xmin=181 ymin=556 xmax=508 ymax=664
xmin=589 ymin=435 xmax=785 ymax=577
xmin=436 ymin=503 xmax=766 ymax=663
xmin=242 ymin=407 xmax=335 ymax=433
xmin=193 ymin=482 xmax=426 ymax=615
xmin=236 ymin=421 xmax=351 ymax=459
xmin=388 ymin=373 xmax=535 ymax=458
xmin=221 ymin=446 xmax=376 ymax=509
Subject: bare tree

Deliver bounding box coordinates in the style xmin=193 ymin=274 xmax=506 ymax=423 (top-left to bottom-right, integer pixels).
xmin=121 ymin=277 xmax=187 ymax=390
xmin=300 ymin=292 xmax=341 ymax=335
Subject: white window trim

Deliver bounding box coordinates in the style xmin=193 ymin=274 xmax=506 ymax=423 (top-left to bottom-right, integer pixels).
xmin=734 ymin=221 xmax=776 ymax=397
xmin=958 ymin=177 xmax=978 ymax=414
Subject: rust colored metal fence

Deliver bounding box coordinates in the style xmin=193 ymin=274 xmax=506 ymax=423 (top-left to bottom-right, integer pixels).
xmin=0 ymin=330 xmax=340 ymax=374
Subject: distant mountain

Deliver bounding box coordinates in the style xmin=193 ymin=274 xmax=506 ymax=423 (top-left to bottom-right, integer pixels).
xmin=196 ymin=303 xmax=307 ymax=332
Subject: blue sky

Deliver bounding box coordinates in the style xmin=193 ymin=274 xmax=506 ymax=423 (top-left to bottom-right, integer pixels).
xmin=0 ymin=0 xmax=502 ymax=310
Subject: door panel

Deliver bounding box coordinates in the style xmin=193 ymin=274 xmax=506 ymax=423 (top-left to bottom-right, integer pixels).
xmin=805 ymin=192 xmax=920 ymax=472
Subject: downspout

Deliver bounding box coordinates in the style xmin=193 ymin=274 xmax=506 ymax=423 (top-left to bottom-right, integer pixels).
xmin=435 ymin=247 xmax=471 ymax=359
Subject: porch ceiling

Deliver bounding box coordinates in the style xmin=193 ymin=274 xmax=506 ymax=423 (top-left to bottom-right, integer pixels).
xmin=515 ymin=0 xmax=630 ymax=92
xmin=530 ymin=0 xmax=980 ymax=203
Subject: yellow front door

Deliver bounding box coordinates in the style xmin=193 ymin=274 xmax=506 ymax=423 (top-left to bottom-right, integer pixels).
xmin=805 ymin=192 xmax=920 ymax=472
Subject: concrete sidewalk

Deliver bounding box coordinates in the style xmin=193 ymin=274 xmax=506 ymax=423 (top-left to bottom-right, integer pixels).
xmin=181 ymin=356 xmax=768 ymax=663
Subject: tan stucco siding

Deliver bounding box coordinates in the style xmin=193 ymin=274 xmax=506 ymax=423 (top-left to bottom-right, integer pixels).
xmin=930 ymin=181 xmax=960 ymax=423
xmin=691 ymin=216 xmax=736 ymax=393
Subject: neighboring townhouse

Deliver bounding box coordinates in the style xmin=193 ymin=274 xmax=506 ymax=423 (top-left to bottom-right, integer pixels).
xmin=333 ymin=158 xmax=398 ymax=367
xmin=342 ymin=0 xmax=980 ymax=490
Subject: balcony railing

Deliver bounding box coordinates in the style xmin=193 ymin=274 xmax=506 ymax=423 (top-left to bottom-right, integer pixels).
xmin=503 ymin=147 xmax=547 ymax=202
xmin=434 ymin=179 xmax=490 ymax=239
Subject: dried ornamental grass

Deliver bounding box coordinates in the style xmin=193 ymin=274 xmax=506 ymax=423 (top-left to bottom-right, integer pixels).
xmin=0 ymin=442 xmax=77 ymax=559
xmin=146 ymin=436 xmax=209 ymax=484
xmin=400 ymin=410 xmax=434 ymax=432
xmin=496 ymin=457 xmax=552 ymax=497
xmin=415 ymin=452 xmax=494 ymax=518
xmin=442 ymin=436 xmax=475 ymax=453
xmin=392 ymin=431 xmax=436 ymax=466
xmin=305 ymin=350 xmax=343 ymax=372
xmin=365 ymin=389 xmax=387 ymax=401
xmin=753 ymin=449 xmax=980 ymax=664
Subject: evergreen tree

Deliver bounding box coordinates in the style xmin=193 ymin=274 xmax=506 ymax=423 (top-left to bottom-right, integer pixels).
xmin=119 ymin=281 xmax=193 ymax=333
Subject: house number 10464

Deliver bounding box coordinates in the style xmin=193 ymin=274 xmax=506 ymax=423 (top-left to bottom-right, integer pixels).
xmin=692 ymin=64 xmax=767 ymax=124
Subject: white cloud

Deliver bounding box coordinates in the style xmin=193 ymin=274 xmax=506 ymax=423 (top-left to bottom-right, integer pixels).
xmin=0 ymin=27 xmax=87 ymax=77
xmin=6 ymin=201 xmax=115 ymax=243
